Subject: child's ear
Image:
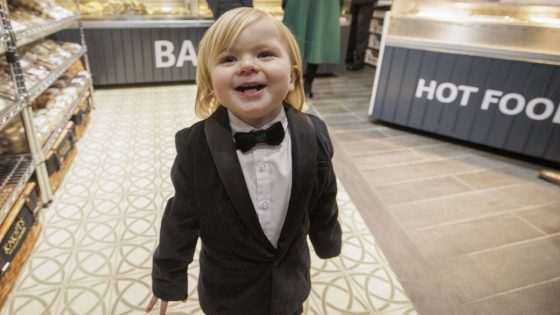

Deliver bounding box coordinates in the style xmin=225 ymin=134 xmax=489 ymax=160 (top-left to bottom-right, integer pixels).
xmin=289 ymin=65 xmax=299 ymax=91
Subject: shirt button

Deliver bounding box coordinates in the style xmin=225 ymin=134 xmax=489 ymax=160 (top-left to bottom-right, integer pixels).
xmin=260 ymin=201 xmax=269 ymax=209
xmin=258 ymin=163 xmax=266 ymax=171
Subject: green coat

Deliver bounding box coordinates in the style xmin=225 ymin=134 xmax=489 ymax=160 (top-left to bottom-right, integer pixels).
xmin=283 ymin=0 xmax=344 ymax=64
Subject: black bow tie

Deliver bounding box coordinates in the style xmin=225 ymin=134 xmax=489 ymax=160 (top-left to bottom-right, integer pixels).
xmin=233 ymin=121 xmax=285 ymax=152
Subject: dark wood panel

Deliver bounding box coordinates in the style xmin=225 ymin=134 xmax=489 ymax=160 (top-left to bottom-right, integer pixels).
xmin=504 ymin=64 xmax=553 ymax=153
xmin=439 ymin=55 xmax=473 ymax=137
xmin=485 ymin=62 xmax=532 ymax=148
xmin=372 ymin=46 xmax=393 ymax=120
xmin=151 ymin=28 xmax=163 ymax=83
xmin=408 ymin=50 xmax=438 ymax=129
xmin=113 ymin=29 xmax=126 ymax=84
xmin=455 ymin=57 xmax=492 ymax=139
xmin=140 ymin=29 xmax=154 ymax=82
xmin=382 ymin=48 xmax=408 ymax=121
xmin=524 ymin=67 xmax=560 ymax=157
xmin=394 ymin=49 xmax=423 ymax=126
xmin=469 ymin=60 xmax=512 ymax=144
xmin=131 ymin=28 xmax=144 ymax=83
xmin=102 ymin=30 xmax=118 ymax=85
xmin=121 ymin=29 xmax=136 ymax=84
xmin=170 ymin=28 xmax=181 ymax=82
xmin=423 ymin=53 xmax=457 ymax=133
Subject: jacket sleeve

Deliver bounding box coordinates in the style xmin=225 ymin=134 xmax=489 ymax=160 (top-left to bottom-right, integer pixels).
xmin=152 ymin=129 xmax=200 ymax=301
xmin=307 ymin=116 xmax=342 ymax=259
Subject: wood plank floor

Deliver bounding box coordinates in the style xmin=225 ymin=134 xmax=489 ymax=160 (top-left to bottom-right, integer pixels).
xmin=307 ymin=67 xmax=560 ymax=315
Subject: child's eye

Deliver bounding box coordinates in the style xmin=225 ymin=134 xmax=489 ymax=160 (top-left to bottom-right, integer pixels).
xmin=219 ymin=55 xmax=237 ymax=64
xmin=258 ymin=51 xmax=273 ymax=58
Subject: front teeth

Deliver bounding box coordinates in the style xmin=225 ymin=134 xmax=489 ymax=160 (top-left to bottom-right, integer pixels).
xmin=236 ymin=84 xmax=265 ymax=92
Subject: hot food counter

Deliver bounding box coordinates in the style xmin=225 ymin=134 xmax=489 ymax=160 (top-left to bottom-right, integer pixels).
xmin=369 ymin=0 xmax=560 ymax=163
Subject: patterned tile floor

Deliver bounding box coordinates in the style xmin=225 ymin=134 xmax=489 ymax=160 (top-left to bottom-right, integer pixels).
xmin=1 ymin=85 xmax=417 ymax=315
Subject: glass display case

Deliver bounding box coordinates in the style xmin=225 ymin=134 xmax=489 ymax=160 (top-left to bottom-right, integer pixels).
xmin=386 ymin=0 xmax=560 ymax=57
xmin=70 ymin=0 xmax=282 ymax=19
xmin=368 ymin=0 xmax=560 ymax=163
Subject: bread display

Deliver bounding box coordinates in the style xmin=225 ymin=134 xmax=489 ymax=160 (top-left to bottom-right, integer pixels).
xmin=0 ymin=60 xmax=90 ymax=154
xmin=0 ymin=40 xmax=83 ymax=99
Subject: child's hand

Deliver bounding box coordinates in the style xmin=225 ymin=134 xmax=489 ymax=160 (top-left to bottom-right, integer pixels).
xmin=145 ymin=295 xmax=168 ymax=315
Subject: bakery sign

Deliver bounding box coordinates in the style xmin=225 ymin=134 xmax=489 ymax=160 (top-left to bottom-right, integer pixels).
xmin=415 ymin=78 xmax=560 ymax=124
xmin=154 ymin=40 xmax=198 ymax=68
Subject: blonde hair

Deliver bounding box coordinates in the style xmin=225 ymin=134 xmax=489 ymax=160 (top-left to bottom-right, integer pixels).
xmin=195 ymin=7 xmax=305 ymax=119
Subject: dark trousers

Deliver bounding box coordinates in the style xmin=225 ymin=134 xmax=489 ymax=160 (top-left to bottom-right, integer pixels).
xmin=209 ymin=0 xmax=252 ymax=19
xmin=346 ymin=3 xmax=375 ymax=64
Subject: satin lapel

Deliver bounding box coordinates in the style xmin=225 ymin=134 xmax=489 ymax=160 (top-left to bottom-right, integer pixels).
xmin=204 ymin=106 xmax=276 ymax=251
xmin=276 ymin=105 xmax=317 ymax=252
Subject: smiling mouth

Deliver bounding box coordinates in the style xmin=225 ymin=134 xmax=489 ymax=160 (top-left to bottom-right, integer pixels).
xmin=235 ymin=84 xmax=266 ymax=93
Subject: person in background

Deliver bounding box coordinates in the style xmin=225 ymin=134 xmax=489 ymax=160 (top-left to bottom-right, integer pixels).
xmin=145 ymin=7 xmax=342 ymax=315
xmin=346 ymin=0 xmax=377 ymax=70
xmin=207 ymin=0 xmax=253 ymax=19
xmin=282 ymin=0 xmax=344 ymax=98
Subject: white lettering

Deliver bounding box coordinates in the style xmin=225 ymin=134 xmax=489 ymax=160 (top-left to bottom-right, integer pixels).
xmin=553 ymin=103 xmax=560 ymax=124
xmin=154 ymin=40 xmax=198 ymax=68
xmin=481 ymin=89 xmax=503 ymax=110
xmin=526 ymin=98 xmax=555 ymax=121
xmin=176 ymin=40 xmax=198 ymax=67
xmin=415 ymin=79 xmax=436 ymax=100
xmin=499 ymin=93 xmax=525 ymax=116
xmin=457 ymin=85 xmax=479 ymax=106
xmin=436 ymin=82 xmax=458 ymax=103
xmin=154 ymin=40 xmax=176 ymax=68
xmin=414 ymin=80 xmax=559 ymax=124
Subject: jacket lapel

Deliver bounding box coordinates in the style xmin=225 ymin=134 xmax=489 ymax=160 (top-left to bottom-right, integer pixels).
xmin=205 ymin=106 xmax=276 ymax=251
xmin=276 ymin=105 xmax=317 ymax=253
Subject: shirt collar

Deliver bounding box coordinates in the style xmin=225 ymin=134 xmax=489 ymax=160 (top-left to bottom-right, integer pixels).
xmin=228 ymin=108 xmax=288 ymax=134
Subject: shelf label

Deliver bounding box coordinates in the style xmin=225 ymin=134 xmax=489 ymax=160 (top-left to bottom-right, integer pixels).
xmin=2 ymin=217 xmax=26 ymax=256
xmin=154 ymin=40 xmax=198 ymax=68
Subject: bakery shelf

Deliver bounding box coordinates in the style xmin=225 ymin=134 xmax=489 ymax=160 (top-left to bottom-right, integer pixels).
xmin=41 ymin=78 xmax=91 ymax=154
xmin=0 ymin=14 xmax=79 ymax=55
xmin=0 ymin=45 xmax=87 ymax=102
xmin=0 ymin=154 xmax=34 ymax=224
xmin=27 ymin=47 xmax=87 ymax=102
xmin=0 ymin=98 xmax=26 ymax=131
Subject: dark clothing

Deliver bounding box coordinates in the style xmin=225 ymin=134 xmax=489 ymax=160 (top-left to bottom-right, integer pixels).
xmin=152 ymin=105 xmax=342 ymax=315
xmin=346 ymin=1 xmax=376 ymax=66
xmin=351 ymin=0 xmax=376 ymax=4
xmin=304 ymin=63 xmax=319 ymax=98
xmin=207 ymin=0 xmax=253 ymax=19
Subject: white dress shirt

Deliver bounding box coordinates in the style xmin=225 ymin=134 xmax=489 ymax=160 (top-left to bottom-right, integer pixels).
xmin=228 ymin=110 xmax=292 ymax=248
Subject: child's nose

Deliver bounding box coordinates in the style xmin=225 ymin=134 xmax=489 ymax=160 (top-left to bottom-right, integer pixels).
xmin=237 ymin=56 xmax=259 ymax=74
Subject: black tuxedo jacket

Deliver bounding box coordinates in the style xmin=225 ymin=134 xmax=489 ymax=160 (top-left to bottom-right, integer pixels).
xmin=152 ymin=105 xmax=342 ymax=315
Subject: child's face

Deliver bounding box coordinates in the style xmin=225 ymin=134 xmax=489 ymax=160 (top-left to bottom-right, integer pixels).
xmin=210 ymin=17 xmax=297 ymax=128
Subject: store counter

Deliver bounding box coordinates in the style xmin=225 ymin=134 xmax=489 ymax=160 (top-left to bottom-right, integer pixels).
xmin=369 ymin=0 xmax=560 ymax=163
xmin=57 ymin=18 xmax=210 ymax=85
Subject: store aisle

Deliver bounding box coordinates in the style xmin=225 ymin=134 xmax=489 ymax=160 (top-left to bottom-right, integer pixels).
xmin=1 ymin=85 xmax=416 ymax=315
xmin=309 ymin=68 xmax=560 ymax=315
